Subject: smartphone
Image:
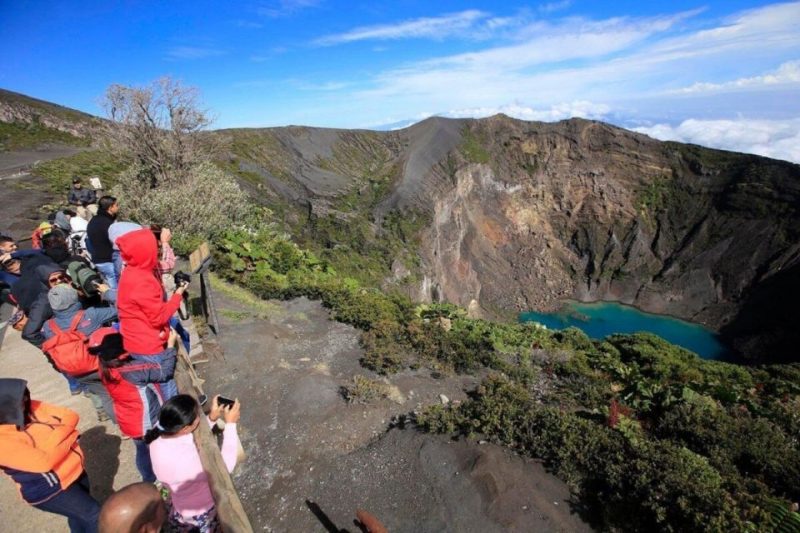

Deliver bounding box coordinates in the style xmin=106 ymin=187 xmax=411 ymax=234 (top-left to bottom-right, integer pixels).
xmin=217 ymin=395 xmax=235 ymax=407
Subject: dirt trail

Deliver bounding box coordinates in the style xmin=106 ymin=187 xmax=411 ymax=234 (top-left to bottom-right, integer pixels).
xmin=199 ymin=280 xmax=594 ymax=532
xmin=0 ymin=147 xmax=81 ymax=239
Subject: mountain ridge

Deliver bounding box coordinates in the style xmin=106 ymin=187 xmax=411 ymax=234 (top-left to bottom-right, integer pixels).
xmin=3 ymin=89 xmax=798 ymax=362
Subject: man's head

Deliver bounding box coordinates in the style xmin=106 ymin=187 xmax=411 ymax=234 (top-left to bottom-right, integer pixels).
xmin=98 ymin=482 xmax=167 ymax=533
xmin=2 ymin=257 xmax=21 ymax=275
xmin=48 ymin=283 xmax=79 ymax=311
xmin=47 ymin=270 xmax=70 ymax=290
xmin=0 ymin=236 xmax=17 ymax=254
xmin=41 ymin=229 xmax=68 ymax=251
xmin=72 ymin=177 xmax=82 ymax=189
xmin=99 ymin=196 xmax=119 ymax=216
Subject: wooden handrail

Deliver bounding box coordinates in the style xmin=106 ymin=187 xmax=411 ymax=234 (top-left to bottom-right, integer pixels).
xmin=174 ymin=345 xmax=254 ymax=533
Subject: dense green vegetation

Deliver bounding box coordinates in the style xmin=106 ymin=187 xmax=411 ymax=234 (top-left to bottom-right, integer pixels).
xmin=215 ymin=227 xmax=800 ymax=532
xmin=460 ymin=125 xmax=491 ymax=164
xmin=0 ymin=120 xmax=89 ymax=151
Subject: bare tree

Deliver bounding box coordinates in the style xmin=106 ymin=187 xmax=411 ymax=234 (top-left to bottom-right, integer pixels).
xmin=101 ymin=77 xmax=217 ymax=187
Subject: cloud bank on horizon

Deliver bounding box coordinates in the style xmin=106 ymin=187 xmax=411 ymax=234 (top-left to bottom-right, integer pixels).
xmin=1 ymin=0 xmax=799 ymax=163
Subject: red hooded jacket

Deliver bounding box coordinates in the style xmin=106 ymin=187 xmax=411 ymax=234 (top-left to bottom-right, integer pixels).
xmin=117 ymin=228 xmax=182 ymax=355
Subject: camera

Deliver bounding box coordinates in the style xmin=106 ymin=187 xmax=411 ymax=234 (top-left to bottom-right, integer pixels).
xmin=174 ymin=271 xmax=192 ymax=287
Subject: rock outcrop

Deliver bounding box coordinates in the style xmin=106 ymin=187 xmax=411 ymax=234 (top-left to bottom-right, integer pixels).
xmin=224 ymin=115 xmax=799 ymax=361
xmin=391 ymin=116 xmax=799 ymax=361
xmin=0 ymin=88 xmax=103 ymax=141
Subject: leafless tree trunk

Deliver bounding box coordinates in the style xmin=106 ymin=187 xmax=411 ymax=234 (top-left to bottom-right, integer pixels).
xmin=101 ymin=77 xmax=220 ymax=188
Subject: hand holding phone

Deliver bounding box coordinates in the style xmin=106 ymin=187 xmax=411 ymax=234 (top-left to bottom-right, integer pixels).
xmin=217 ymin=395 xmax=235 ymax=407
xmin=222 ymin=397 xmax=241 ymax=424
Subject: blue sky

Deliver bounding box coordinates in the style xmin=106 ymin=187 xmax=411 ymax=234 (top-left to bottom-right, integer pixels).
xmin=2 ymin=1 xmax=799 ymax=161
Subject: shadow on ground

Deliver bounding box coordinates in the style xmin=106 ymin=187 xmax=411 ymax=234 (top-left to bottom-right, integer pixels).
xmin=81 ymin=425 xmax=121 ymax=502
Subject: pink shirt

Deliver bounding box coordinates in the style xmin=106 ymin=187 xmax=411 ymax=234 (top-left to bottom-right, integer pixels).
xmin=158 ymin=242 xmax=176 ymax=273
xmin=149 ymin=418 xmax=239 ymax=518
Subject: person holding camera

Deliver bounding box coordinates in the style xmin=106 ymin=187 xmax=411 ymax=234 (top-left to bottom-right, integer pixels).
xmin=116 ymin=228 xmax=189 ymax=399
xmin=145 ymin=394 xmax=241 ymax=532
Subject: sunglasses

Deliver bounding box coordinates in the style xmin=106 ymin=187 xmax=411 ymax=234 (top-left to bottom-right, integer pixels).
xmin=48 ymin=274 xmax=69 ymax=286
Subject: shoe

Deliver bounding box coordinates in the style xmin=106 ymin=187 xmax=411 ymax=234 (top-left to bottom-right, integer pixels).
xmin=70 ymin=389 xmax=81 ymax=396
xmin=96 ymin=410 xmax=110 ymax=422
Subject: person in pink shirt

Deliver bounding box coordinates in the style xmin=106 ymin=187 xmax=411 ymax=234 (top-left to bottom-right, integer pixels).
xmin=144 ymin=394 xmax=241 ymax=532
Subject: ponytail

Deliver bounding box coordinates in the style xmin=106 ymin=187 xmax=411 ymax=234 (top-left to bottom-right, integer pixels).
xmin=143 ymin=422 xmax=165 ymax=444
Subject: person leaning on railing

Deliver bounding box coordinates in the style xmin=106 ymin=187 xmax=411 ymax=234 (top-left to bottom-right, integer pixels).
xmin=116 ymin=228 xmax=189 ymax=400
xmin=145 ymin=394 xmax=241 ymax=532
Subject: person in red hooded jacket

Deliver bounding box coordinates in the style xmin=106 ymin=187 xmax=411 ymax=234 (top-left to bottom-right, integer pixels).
xmin=116 ymin=228 xmax=188 ymax=399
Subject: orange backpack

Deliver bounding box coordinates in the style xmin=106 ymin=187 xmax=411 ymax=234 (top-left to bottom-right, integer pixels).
xmin=42 ymin=311 xmax=99 ymax=377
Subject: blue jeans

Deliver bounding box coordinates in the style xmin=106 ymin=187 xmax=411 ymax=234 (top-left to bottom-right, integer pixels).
xmin=112 ymin=250 xmax=123 ymax=278
xmin=33 ymin=473 xmax=100 ymax=533
xmin=94 ymin=262 xmax=117 ymax=290
xmin=170 ymin=316 xmax=191 ymax=354
xmin=64 ymin=374 xmax=84 ymax=394
xmin=134 ymin=438 xmax=156 ymax=482
xmin=130 ymin=348 xmax=178 ymax=399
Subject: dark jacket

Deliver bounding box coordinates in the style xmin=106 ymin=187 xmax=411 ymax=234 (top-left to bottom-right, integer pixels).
xmin=11 ymin=260 xmax=61 ymax=348
xmin=9 ymin=255 xmax=55 ymax=309
xmin=86 ymin=211 xmax=115 ymax=263
xmin=67 ymin=186 xmax=96 ymax=206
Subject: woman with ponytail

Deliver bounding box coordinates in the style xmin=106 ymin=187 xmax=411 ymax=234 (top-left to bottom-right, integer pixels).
xmin=146 ymin=393 xmax=241 ymax=532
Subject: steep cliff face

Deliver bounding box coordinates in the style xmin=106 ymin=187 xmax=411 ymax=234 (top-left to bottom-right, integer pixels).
xmin=389 ymin=116 xmax=800 ymax=361
xmin=218 ymin=115 xmax=799 ymax=361
xmin=0 ymin=88 xmax=102 ymax=141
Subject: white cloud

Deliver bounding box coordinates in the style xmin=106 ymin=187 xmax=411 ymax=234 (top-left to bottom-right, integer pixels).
xmin=314 ymin=10 xmax=490 ymax=45
xmin=634 ymin=118 xmax=800 ymax=163
xmin=335 ymin=3 xmax=800 ymax=123
xmin=243 ymin=2 xmax=800 ymax=139
xmin=538 ymin=1 xmax=571 ymax=14
xmin=257 ymin=0 xmax=321 ymax=18
xmin=420 ymin=11 xmax=695 ymax=70
xmin=445 ymin=101 xmax=611 ymax=121
xmin=352 ymin=10 xmax=697 ymax=107
xmin=166 ymin=46 xmax=225 ymax=60
xmin=670 ymin=60 xmax=800 ymax=94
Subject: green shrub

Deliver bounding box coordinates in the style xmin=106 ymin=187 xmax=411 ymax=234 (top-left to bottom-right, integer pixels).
xmin=114 ymin=162 xmax=252 ymax=241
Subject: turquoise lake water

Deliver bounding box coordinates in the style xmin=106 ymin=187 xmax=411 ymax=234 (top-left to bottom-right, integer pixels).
xmin=519 ymin=301 xmax=728 ymax=359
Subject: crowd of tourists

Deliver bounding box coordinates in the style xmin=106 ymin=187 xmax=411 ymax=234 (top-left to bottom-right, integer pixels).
xmin=0 ymin=179 xmax=241 ymax=533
